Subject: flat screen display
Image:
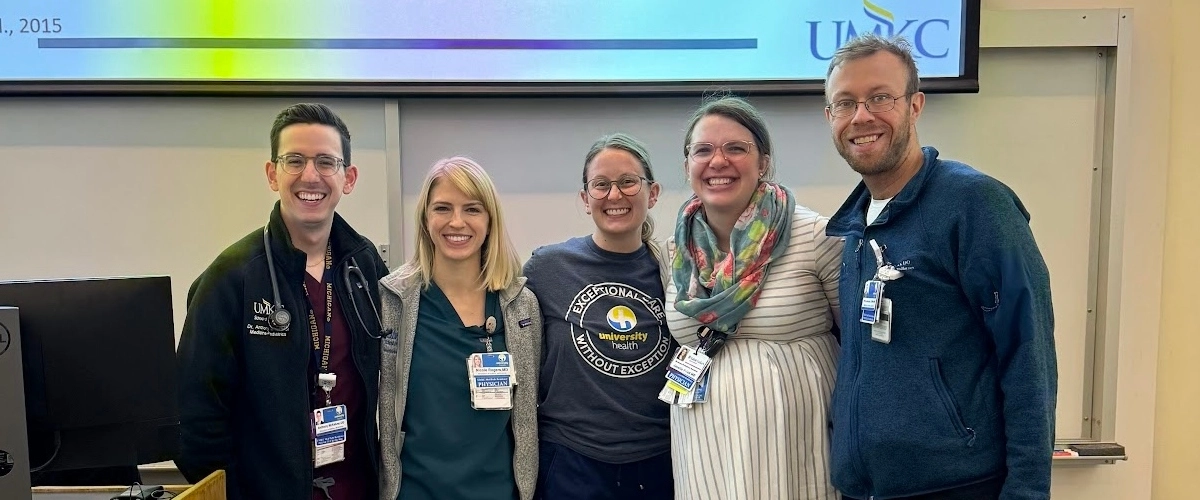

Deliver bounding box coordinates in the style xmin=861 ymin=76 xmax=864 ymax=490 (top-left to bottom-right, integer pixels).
xmin=0 ymin=0 xmax=979 ymax=95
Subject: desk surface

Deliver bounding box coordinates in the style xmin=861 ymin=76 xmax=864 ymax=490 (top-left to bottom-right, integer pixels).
xmin=32 ymin=469 xmax=224 ymax=500
xmin=32 ymin=485 xmax=188 ymax=500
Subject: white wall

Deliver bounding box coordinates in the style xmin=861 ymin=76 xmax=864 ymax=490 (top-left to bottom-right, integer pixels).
xmin=0 ymin=97 xmax=391 ymax=337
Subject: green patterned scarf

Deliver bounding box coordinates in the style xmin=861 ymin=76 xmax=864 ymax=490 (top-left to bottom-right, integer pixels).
xmin=671 ymin=182 xmax=795 ymax=333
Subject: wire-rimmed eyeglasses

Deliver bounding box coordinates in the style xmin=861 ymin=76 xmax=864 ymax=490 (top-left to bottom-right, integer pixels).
xmin=825 ymin=93 xmax=913 ymax=118
xmin=273 ymin=153 xmax=345 ymax=176
xmin=685 ymin=140 xmax=756 ymax=164
xmin=584 ymin=175 xmax=650 ymax=200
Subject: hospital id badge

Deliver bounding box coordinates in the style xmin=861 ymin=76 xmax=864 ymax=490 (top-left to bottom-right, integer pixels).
xmin=312 ymin=404 xmax=348 ymax=468
xmin=467 ymin=351 xmax=515 ymax=410
xmin=663 ymin=345 xmax=712 ymax=396
xmin=692 ymin=370 xmax=712 ymax=403
xmin=871 ymin=298 xmax=893 ymax=344
xmin=860 ymin=280 xmax=885 ymax=324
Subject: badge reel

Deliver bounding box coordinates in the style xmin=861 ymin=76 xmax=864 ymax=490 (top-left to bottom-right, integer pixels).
xmin=467 ymin=316 xmax=516 ymax=410
xmin=863 ymin=239 xmax=901 ymax=344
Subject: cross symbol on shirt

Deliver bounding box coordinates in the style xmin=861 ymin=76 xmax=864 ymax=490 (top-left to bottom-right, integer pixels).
xmin=479 ymin=336 xmax=493 ymax=353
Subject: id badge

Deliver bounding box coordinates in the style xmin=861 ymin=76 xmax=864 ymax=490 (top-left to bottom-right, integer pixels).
xmin=658 ymin=384 xmax=680 ymax=405
xmin=860 ymin=280 xmax=885 ymax=324
xmin=692 ymin=370 xmax=712 ymax=403
xmin=660 ymin=345 xmax=712 ymax=401
xmin=871 ymin=298 xmax=893 ymax=344
xmin=467 ymin=351 xmax=515 ymax=410
xmin=312 ymin=404 xmax=348 ymax=468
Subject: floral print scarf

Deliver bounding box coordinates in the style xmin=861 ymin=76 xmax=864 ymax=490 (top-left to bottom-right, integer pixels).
xmin=671 ymin=181 xmax=795 ymax=333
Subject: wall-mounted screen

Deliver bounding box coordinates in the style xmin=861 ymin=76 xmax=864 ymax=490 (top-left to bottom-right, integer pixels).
xmin=0 ymin=0 xmax=980 ymax=96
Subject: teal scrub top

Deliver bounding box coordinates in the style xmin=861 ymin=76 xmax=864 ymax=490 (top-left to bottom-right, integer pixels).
xmin=398 ymin=282 xmax=517 ymax=500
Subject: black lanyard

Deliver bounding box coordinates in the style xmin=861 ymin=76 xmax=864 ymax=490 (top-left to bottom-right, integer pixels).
xmin=304 ymin=244 xmax=335 ymax=374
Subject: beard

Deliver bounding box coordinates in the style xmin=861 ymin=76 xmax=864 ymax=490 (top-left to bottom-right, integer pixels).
xmin=835 ymin=112 xmax=913 ymax=176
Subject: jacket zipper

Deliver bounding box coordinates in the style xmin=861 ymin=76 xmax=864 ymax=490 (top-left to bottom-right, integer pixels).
xmin=279 ymin=249 xmax=317 ymax=494
xmin=850 ymin=237 xmax=873 ymax=496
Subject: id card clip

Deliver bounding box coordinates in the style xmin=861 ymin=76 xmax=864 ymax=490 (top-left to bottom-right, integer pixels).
xmin=864 ymin=239 xmax=899 ymax=338
xmin=696 ymin=326 xmax=730 ymax=357
xmin=317 ymin=373 xmax=337 ymax=406
xmin=869 ymin=239 xmax=904 ymax=281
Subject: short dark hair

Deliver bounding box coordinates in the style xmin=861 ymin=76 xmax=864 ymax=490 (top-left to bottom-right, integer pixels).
xmin=825 ymin=33 xmax=921 ymax=96
xmin=682 ymin=94 xmax=774 ymax=181
xmin=269 ymin=103 xmax=352 ymax=165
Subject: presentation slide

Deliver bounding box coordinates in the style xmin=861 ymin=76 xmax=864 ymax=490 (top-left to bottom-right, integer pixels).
xmin=0 ymin=0 xmax=966 ymax=83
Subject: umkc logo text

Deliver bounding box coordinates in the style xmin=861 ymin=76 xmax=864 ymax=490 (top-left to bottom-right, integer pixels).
xmin=808 ymin=0 xmax=951 ymax=60
xmin=253 ymin=299 xmax=274 ymax=316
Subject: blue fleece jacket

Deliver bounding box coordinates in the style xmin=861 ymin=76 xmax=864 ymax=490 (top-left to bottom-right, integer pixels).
xmin=825 ymin=147 xmax=1057 ymax=500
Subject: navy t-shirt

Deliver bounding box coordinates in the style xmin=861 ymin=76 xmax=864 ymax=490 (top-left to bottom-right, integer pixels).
xmin=524 ymin=236 xmax=674 ymax=463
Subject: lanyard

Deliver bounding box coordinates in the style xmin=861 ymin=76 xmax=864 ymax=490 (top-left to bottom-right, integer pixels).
xmin=304 ymin=243 xmax=335 ymax=374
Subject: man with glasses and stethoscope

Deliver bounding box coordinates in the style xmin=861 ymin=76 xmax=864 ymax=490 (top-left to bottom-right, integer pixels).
xmin=177 ymin=103 xmax=390 ymax=500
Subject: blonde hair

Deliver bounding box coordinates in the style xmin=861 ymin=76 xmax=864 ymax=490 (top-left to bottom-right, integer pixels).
xmin=402 ymin=156 xmax=521 ymax=291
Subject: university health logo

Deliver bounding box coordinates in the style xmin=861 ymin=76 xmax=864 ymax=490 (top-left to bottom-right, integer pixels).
xmin=607 ymin=305 xmax=637 ymax=332
xmin=808 ymin=0 xmax=952 ymax=61
xmin=568 ymin=283 xmax=671 ymax=379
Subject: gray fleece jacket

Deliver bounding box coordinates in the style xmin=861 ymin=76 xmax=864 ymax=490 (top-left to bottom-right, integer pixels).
xmin=376 ymin=267 xmax=543 ymax=500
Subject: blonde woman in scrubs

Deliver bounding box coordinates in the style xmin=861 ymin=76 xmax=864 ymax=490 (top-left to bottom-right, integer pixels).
xmin=376 ymin=157 xmax=543 ymax=500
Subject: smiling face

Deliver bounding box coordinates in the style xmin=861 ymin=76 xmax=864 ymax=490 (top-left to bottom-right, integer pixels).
xmin=825 ymin=50 xmax=924 ymax=177
xmin=265 ymin=123 xmax=357 ymax=233
xmin=685 ymin=114 xmax=768 ymax=217
xmin=425 ymin=178 xmax=490 ymax=267
xmin=581 ymin=148 xmax=659 ymax=245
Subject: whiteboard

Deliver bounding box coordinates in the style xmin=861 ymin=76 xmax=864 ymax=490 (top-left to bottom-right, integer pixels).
xmin=397 ymin=47 xmax=1102 ymax=439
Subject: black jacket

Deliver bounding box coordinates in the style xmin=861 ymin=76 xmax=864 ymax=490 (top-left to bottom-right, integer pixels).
xmin=176 ymin=203 xmax=387 ymax=499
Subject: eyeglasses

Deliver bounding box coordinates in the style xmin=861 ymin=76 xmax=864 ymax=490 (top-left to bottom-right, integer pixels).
xmin=826 ymin=93 xmax=912 ymax=118
xmin=585 ymin=175 xmax=650 ymax=200
xmin=273 ymin=153 xmax=345 ymax=176
xmin=685 ymin=140 xmax=756 ymax=164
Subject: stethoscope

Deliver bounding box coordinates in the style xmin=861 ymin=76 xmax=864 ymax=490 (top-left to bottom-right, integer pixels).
xmin=263 ymin=226 xmax=388 ymax=339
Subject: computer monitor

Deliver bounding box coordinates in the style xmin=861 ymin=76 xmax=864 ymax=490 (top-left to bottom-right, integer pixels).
xmin=0 ymin=276 xmax=179 ymax=479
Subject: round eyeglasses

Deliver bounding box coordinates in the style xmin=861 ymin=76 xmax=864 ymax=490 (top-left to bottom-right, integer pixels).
xmin=685 ymin=140 xmax=756 ymax=164
xmin=584 ymin=175 xmax=650 ymax=200
xmin=274 ymin=154 xmax=345 ymax=176
xmin=825 ymin=93 xmax=913 ymax=119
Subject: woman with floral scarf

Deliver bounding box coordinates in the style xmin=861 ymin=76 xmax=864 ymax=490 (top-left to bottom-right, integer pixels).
xmin=664 ymin=96 xmax=844 ymax=500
